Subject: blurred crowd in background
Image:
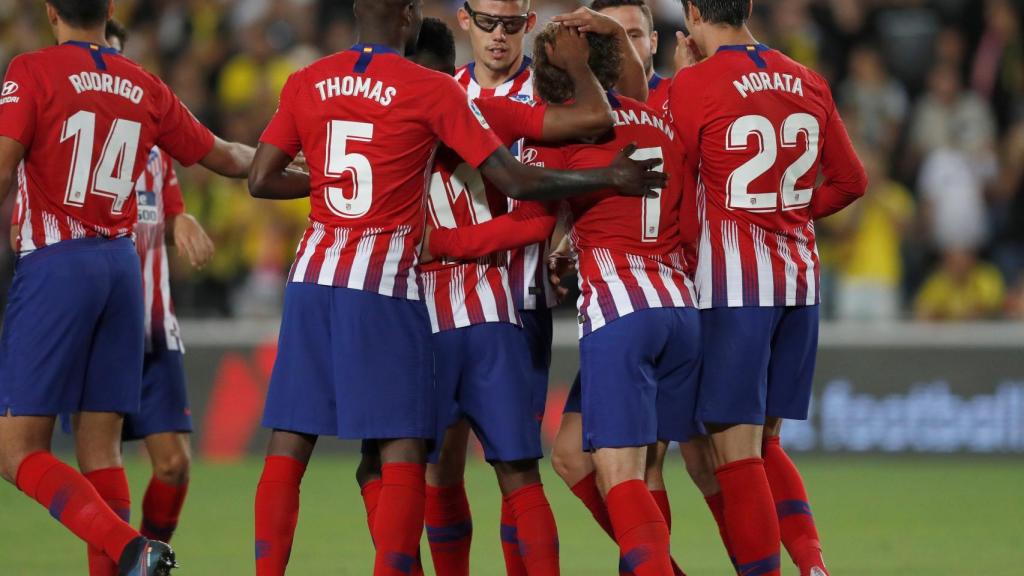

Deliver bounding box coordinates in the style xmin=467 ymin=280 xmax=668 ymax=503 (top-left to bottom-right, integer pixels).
xmin=1 ymin=0 xmax=1023 ymax=322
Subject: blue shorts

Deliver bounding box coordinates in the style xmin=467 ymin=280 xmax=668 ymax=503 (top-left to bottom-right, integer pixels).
xmin=429 ymin=322 xmax=542 ymax=463
xmin=0 ymin=238 xmax=144 ymax=416
xmin=520 ymin=307 xmax=553 ymax=420
xmin=580 ymin=308 xmax=702 ymax=450
xmin=123 ymin=347 xmax=192 ymax=441
xmin=262 ymin=283 xmax=434 ymax=440
xmin=698 ymin=306 xmax=819 ymax=425
xmin=563 ymin=372 xmax=582 ymax=414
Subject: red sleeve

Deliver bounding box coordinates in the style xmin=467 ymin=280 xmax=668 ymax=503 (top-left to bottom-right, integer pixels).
xmin=668 ymin=69 xmax=702 ymax=163
xmin=473 ymin=96 xmax=547 ymax=147
xmin=811 ymin=97 xmax=868 ymax=219
xmin=430 ymin=200 xmax=558 ymax=260
xmin=155 ymin=79 xmax=215 ymax=166
xmin=0 ymin=55 xmax=38 ymax=148
xmin=160 ymin=151 xmax=185 ymax=217
xmin=259 ymin=72 xmax=303 ymax=158
xmin=429 ymin=76 xmax=503 ymax=168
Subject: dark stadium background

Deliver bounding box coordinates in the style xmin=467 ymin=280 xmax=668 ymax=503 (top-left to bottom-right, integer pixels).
xmin=1 ymin=1 xmax=1022 ymax=574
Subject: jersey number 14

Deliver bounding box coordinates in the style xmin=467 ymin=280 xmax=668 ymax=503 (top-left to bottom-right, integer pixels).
xmin=61 ymin=111 xmax=142 ymax=215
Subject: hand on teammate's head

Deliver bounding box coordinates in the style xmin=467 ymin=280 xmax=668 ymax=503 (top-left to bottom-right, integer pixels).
xmin=545 ymin=24 xmax=590 ymax=72
xmin=551 ymin=7 xmax=622 ymax=37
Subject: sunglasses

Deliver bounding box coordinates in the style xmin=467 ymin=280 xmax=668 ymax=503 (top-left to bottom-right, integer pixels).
xmin=463 ymin=2 xmax=530 ymax=34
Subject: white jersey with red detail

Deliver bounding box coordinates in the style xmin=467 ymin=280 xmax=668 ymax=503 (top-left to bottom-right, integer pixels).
xmin=135 ymin=146 xmax=185 ymax=352
xmin=527 ymin=94 xmax=696 ymax=338
xmin=454 ymin=58 xmax=556 ymax=311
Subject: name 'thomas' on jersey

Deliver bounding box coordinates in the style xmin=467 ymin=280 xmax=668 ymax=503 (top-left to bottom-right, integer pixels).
xmin=0 ymin=42 xmax=214 ymax=254
xmin=670 ymin=44 xmax=865 ymax=309
xmin=261 ymin=44 xmax=502 ymax=300
xmin=532 ymin=94 xmax=696 ymax=338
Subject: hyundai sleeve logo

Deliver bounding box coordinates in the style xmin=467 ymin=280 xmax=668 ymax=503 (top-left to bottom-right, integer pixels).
xmin=521 ymin=148 xmax=538 ymax=164
xmin=2 ymin=82 xmax=19 ymax=97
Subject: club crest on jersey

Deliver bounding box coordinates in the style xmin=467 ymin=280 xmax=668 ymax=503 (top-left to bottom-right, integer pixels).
xmin=469 ymin=100 xmax=491 ymax=129
xmin=0 ymin=81 xmax=19 ymax=105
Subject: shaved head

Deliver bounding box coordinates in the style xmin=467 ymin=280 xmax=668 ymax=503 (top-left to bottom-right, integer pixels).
xmin=354 ymin=0 xmax=423 ymax=54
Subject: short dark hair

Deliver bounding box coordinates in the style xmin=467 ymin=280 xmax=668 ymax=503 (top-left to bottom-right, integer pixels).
xmin=682 ymin=0 xmax=750 ymax=27
xmin=590 ymin=0 xmax=654 ymax=33
xmin=532 ymin=23 xmax=621 ymax=105
xmin=105 ymin=19 xmax=128 ymax=49
xmin=411 ymin=17 xmax=456 ymax=75
xmin=46 ymin=0 xmax=110 ymax=28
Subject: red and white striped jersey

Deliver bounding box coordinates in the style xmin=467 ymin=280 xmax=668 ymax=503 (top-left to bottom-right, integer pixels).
xmin=421 ymin=97 xmax=549 ymax=333
xmin=670 ymin=44 xmax=866 ymax=309
xmin=135 ymin=147 xmax=185 ymax=352
xmin=1 ymin=43 xmax=214 ymax=256
xmin=260 ymin=44 xmax=502 ymax=300
xmin=529 ymin=94 xmax=696 ymax=338
xmin=647 ymin=73 xmax=672 ymax=115
xmin=455 ymin=58 xmax=556 ymax=311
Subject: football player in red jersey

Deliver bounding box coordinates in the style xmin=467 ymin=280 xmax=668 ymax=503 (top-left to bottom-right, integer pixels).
xmin=0 ymin=1 xmax=253 ymax=574
xmin=247 ymin=2 xmax=666 ymax=574
xmin=421 ymin=5 xmax=657 ymax=574
xmin=670 ymin=2 xmax=867 ymax=575
xmin=427 ymin=26 xmax=714 ymax=575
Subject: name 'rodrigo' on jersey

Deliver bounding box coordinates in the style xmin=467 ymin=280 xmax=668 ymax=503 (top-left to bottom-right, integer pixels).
xmin=0 ymin=42 xmax=214 ymax=255
xmin=260 ymin=44 xmax=502 ymax=300
xmin=670 ymin=44 xmax=865 ymax=309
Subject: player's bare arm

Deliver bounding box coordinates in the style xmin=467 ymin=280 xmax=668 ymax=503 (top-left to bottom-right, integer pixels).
xmin=552 ymin=7 xmax=649 ymax=102
xmin=198 ymin=136 xmax=255 ymax=179
xmin=167 ymin=213 xmax=215 ymax=268
xmin=479 ymin=142 xmax=665 ymax=201
xmin=248 ymin=143 xmax=313 ymax=200
xmin=0 ymin=136 xmax=26 ymax=207
xmin=537 ymin=25 xmax=614 ymax=141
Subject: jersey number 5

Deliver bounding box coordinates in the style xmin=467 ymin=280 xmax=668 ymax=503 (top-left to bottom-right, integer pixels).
xmin=726 ymin=113 xmax=820 ymax=212
xmin=325 ymin=120 xmax=374 ymax=218
xmin=61 ymin=111 xmax=142 ymax=215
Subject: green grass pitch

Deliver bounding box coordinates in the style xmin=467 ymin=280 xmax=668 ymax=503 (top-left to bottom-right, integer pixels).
xmin=1 ymin=455 xmax=1021 ymax=574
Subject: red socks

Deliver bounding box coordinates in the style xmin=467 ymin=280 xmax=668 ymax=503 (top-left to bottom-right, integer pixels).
xmin=763 ymin=436 xmax=828 ymax=576
xmin=505 ymin=483 xmax=560 ymax=575
xmin=649 ymin=489 xmax=672 ymax=531
xmin=606 ymin=480 xmax=673 ymax=576
xmin=254 ymin=456 xmax=306 ymax=576
xmin=361 ymin=478 xmax=383 ymax=536
xmin=373 ymin=463 xmax=426 ymax=576
xmin=569 ymin=472 xmax=615 ymax=538
xmin=650 ymin=489 xmax=687 ymax=576
xmin=16 ymin=452 xmax=139 ymax=566
xmin=425 ymin=481 xmax=472 ymax=576
xmin=501 ymin=498 xmax=529 ymax=576
xmin=716 ymin=458 xmax=781 ymax=576
xmin=84 ymin=467 xmax=132 ymax=576
xmin=140 ymin=475 xmax=189 ymax=543
xmin=704 ymin=492 xmax=736 ymax=568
